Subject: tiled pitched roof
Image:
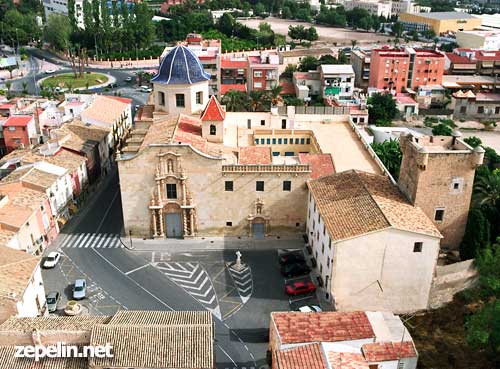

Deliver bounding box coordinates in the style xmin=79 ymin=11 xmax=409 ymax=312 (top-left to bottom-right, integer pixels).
xmin=3 ymin=115 xmax=32 ymax=127
xmin=446 ymin=52 xmax=474 ymax=65
xmin=307 ymin=170 xmax=441 ymax=242
xmin=272 ymin=311 xmax=375 ymax=344
xmin=21 ymin=150 xmax=86 ymax=172
xmin=2 ymin=166 xmax=59 ymax=190
xmin=80 ymin=95 xmax=129 ymax=126
xmin=0 ymin=315 xmax=111 ymax=332
xmin=0 ymin=182 xmax=47 ymax=228
xmin=275 ymin=343 xmax=327 ymax=369
xmin=327 ymin=352 xmax=369 ymax=369
xmin=239 ymin=146 xmax=271 ymax=164
xmin=200 ymin=95 xmax=226 ymax=121
xmin=298 ymin=153 xmax=335 ymax=179
xmin=362 ymin=341 xmax=417 ymax=362
xmin=0 ymin=346 xmax=87 ymax=369
xmin=108 ymin=310 xmax=211 ymax=325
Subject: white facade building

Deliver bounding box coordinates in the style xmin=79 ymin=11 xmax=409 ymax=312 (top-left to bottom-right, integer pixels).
xmin=320 ymin=65 xmax=355 ymax=100
xmin=43 ymin=0 xmax=84 ymax=28
xmin=456 ymin=29 xmax=500 ymax=50
xmin=344 ymin=0 xmax=393 ymax=18
xmin=306 ymin=170 xmax=442 ymax=313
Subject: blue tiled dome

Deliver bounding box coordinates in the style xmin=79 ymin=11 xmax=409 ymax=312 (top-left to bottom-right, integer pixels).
xmin=151 ymin=45 xmax=211 ymax=85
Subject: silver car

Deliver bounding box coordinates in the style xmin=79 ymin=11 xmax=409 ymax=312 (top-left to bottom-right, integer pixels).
xmin=72 ymin=279 xmax=86 ymax=300
xmin=46 ymin=291 xmax=60 ymax=313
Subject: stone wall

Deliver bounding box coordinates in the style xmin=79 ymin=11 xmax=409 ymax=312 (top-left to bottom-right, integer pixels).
xmin=428 ymin=259 xmax=478 ymax=309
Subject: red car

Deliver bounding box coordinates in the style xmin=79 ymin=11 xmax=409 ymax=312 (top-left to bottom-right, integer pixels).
xmin=285 ymin=281 xmax=316 ymax=296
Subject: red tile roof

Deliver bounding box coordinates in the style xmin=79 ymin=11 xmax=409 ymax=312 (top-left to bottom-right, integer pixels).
xmin=221 ymin=84 xmax=247 ymax=95
xmin=475 ymin=50 xmax=500 ymax=61
xmin=107 ymin=96 xmax=133 ymax=104
xmin=395 ymin=94 xmax=417 ymax=105
xmin=0 ymin=103 xmax=15 ymax=110
xmin=272 ymin=312 xmax=375 ymax=345
xmin=239 ymin=146 xmax=271 ymax=165
xmin=327 ymin=352 xmax=369 ymax=369
xmin=200 ymin=96 xmax=226 ymax=121
xmin=362 ymin=342 xmax=417 ymax=362
xmin=275 ymin=343 xmax=327 ymax=369
xmin=298 ymin=153 xmax=335 ymax=179
xmin=220 ymin=59 xmax=248 ymax=69
xmin=3 ymin=115 xmax=32 ymax=127
xmin=446 ymin=52 xmax=474 ymax=65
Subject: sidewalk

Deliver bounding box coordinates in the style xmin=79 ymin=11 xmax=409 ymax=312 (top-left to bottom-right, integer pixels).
xmin=122 ymin=235 xmax=305 ymax=252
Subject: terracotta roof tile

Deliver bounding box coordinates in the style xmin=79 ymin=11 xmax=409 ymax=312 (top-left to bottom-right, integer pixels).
xmin=272 ymin=311 xmax=375 ymax=344
xmin=0 ymin=315 xmax=111 ymax=333
xmin=3 ymin=115 xmax=32 ymax=127
xmin=0 ymin=182 xmax=47 ymax=228
xmin=80 ymin=95 xmax=129 ymax=126
xmin=327 ymin=352 xmax=369 ymax=369
xmin=298 ymin=153 xmax=335 ymax=179
xmin=0 ymin=346 xmax=87 ymax=369
xmin=275 ymin=343 xmax=327 ymax=369
xmin=200 ymin=95 xmax=226 ymax=121
xmin=239 ymin=146 xmax=271 ymax=164
xmin=307 ymin=170 xmax=441 ymax=242
xmin=362 ymin=341 xmax=417 ymax=362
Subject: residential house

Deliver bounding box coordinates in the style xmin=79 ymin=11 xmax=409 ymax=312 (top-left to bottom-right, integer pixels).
xmin=248 ymin=51 xmax=280 ymax=92
xmin=451 ymin=91 xmax=500 ymax=120
xmin=293 ymin=70 xmax=321 ymax=100
xmin=395 ymin=93 xmax=419 ymax=118
xmin=456 ymin=29 xmax=500 ymax=50
xmin=0 ymin=182 xmax=58 ymax=255
xmin=2 ymin=115 xmax=37 ymax=152
xmin=0 ymin=310 xmax=215 ymax=369
xmin=320 ymin=65 xmax=355 ymax=101
xmin=0 ymin=245 xmax=47 ymax=323
xmin=351 ymin=49 xmax=371 ymax=91
xmin=219 ymin=55 xmax=248 ymax=96
xmin=445 ymin=48 xmax=500 ymax=75
xmin=52 ymin=120 xmax=110 ymax=181
xmin=306 ymin=170 xmax=442 ymax=312
xmin=80 ymin=95 xmax=133 ymax=154
xmin=269 ymin=311 xmax=418 ymax=369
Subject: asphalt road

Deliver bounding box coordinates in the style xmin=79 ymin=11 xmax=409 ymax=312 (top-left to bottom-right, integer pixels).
xmin=43 ymin=168 xmax=292 ymax=369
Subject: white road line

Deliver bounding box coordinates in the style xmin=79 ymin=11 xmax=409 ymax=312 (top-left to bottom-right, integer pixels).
xmin=175 ymin=262 xmax=188 ymax=271
xmin=91 ymin=248 xmax=174 ymax=311
xmin=93 ymin=235 xmax=105 ymax=248
xmin=102 ymin=235 xmax=114 ymax=248
xmin=57 ymin=234 xmax=74 ymax=249
xmin=82 ymin=233 xmax=98 ymax=248
xmin=124 ymin=264 xmax=151 ymax=275
xmin=216 ymin=344 xmax=236 ymax=367
xmin=72 ymin=233 xmax=87 ymax=247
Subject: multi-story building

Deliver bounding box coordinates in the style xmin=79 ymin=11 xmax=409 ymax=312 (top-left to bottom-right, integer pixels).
xmin=320 ymin=65 xmax=355 ymax=101
xmin=445 ymin=48 xmax=500 ymax=75
xmin=351 ymin=49 xmax=371 ymax=90
xmin=43 ymin=0 xmax=84 ymax=28
xmin=392 ymin=0 xmax=429 ymax=15
xmin=369 ymin=47 xmax=445 ymax=93
xmin=344 ymin=0 xmax=393 ymax=18
xmin=270 ymin=311 xmax=418 ymax=369
xmin=2 ymin=115 xmax=38 ymax=153
xmin=398 ymin=133 xmax=484 ymax=249
xmin=0 ymin=245 xmax=47 ymax=323
xmin=248 ymin=51 xmax=280 ymax=92
xmin=219 ymin=55 xmax=248 ymax=96
xmin=451 ymin=91 xmax=500 ymax=121
xmin=399 ymin=11 xmax=482 ymax=34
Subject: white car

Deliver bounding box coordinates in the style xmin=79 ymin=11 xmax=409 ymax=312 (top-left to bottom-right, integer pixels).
xmin=298 ymin=305 xmax=322 ymax=313
xmin=43 ymin=252 xmax=61 ymax=269
xmin=124 ymin=76 xmax=132 ymax=82
xmin=45 ymin=69 xmax=55 ymax=74
xmin=140 ymin=85 xmax=152 ymax=93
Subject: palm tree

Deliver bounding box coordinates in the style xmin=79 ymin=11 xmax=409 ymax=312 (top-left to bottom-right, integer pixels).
xmin=267 ymin=85 xmax=283 ymax=107
xmin=221 ymin=90 xmax=248 ymax=112
xmin=474 ymin=170 xmax=500 ymax=208
xmin=249 ymin=90 xmax=265 ymax=112
xmin=372 ymin=139 xmax=402 ymax=179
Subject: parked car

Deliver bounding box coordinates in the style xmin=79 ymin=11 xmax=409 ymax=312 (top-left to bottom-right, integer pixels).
xmin=42 ymin=252 xmax=61 ymax=269
xmin=286 ymin=281 xmax=316 ymax=296
xmin=281 ymin=262 xmax=311 ymax=278
xmin=297 ymin=305 xmax=322 ymax=313
xmin=72 ymin=279 xmax=86 ymax=300
xmin=45 ymin=69 xmax=55 ymax=74
xmin=124 ymin=76 xmax=132 ymax=82
xmin=138 ymin=85 xmax=152 ymax=93
xmin=108 ymin=82 xmax=117 ymax=88
xmin=279 ymin=252 xmax=305 ymax=265
xmin=46 ymin=291 xmax=60 ymax=313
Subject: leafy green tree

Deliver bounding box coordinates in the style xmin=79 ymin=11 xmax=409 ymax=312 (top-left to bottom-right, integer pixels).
xmin=392 ymin=21 xmax=403 ymax=38
xmin=318 ymin=54 xmax=337 ymax=65
xmin=221 ymin=90 xmax=249 ymax=112
xmin=371 ymin=139 xmax=402 ymax=179
xmin=218 ymin=13 xmax=234 ymax=36
xmin=44 ymin=14 xmax=71 ymax=51
xmin=281 ymin=6 xmax=292 ymax=19
xmin=288 ymin=25 xmax=306 ymax=42
xmin=254 ymin=2 xmax=266 ymax=17
xmin=460 ymin=208 xmax=491 ymax=260
xmin=67 ymin=0 xmax=78 ymax=31
xmin=100 ymin=0 xmax=112 ymax=53
xmin=432 ymin=123 xmax=453 ymax=136
xmin=466 ymin=299 xmax=500 ymax=356
xmin=464 ymin=136 xmax=483 ymax=148
xmin=133 ymin=3 xmax=155 ymax=49
xmin=306 ymin=27 xmax=318 ymax=41
xmin=484 ymin=147 xmax=500 ymax=171
xmin=83 ymin=0 xmax=94 ymax=33
xmin=280 ymin=64 xmax=297 ymax=79
xmin=367 ymin=93 xmax=397 ymax=125
xmin=298 ymin=56 xmax=319 ymax=72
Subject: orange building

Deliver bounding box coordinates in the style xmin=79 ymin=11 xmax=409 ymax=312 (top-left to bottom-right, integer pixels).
xmin=369 ymin=47 xmax=445 ymax=93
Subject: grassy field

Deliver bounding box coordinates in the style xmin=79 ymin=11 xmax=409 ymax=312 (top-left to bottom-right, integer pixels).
xmin=41 ymin=73 xmax=109 ymax=89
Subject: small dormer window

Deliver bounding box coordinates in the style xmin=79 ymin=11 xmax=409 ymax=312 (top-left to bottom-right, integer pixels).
xmin=210 ymin=125 xmax=216 ymax=135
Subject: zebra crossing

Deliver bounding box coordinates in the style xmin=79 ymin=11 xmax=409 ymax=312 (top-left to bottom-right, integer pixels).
xmin=57 ymin=233 xmax=124 ymax=249
xmin=154 ymin=262 xmax=221 ymax=319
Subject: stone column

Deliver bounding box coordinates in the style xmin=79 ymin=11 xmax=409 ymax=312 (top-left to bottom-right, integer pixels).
xmin=159 ymin=211 xmax=165 ymax=237
xmin=183 ymin=209 xmax=188 ymax=236
xmin=189 ymin=210 xmax=195 ymax=236
xmin=157 ymin=181 xmax=162 ymax=203
xmin=181 ymin=180 xmax=187 ymax=206
xmin=152 ymin=210 xmax=158 ymax=236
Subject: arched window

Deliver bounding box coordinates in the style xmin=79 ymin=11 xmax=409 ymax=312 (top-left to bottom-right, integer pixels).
xmin=210 ymin=124 xmax=216 ymax=135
